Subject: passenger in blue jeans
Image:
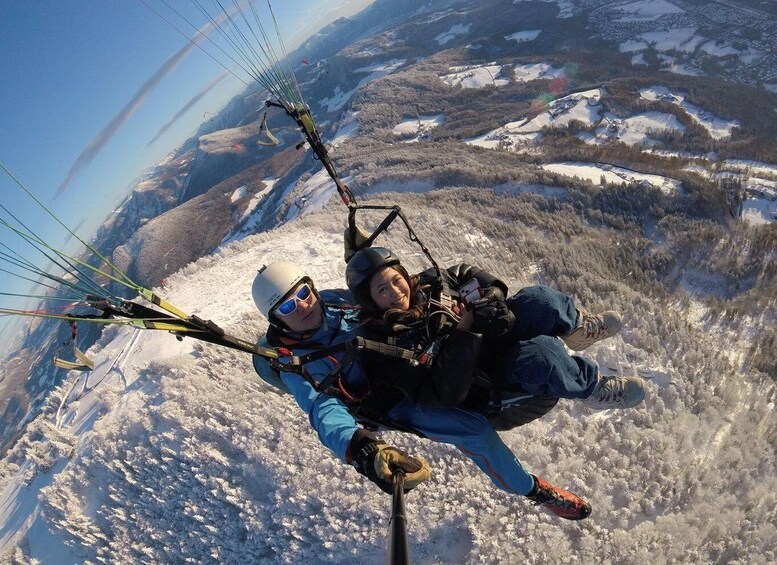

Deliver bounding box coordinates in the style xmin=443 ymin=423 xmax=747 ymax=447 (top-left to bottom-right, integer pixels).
xmin=345 ymin=247 xmax=646 ymax=415
xmin=251 ymin=262 xmax=594 ymax=520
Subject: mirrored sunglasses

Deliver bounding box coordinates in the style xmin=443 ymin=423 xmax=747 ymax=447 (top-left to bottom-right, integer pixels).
xmin=274 ymin=283 xmax=312 ymax=317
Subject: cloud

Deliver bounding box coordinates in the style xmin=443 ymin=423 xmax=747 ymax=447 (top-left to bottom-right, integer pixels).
xmin=147 ymin=71 xmax=229 ymax=147
xmin=56 ymin=19 xmax=219 ymax=197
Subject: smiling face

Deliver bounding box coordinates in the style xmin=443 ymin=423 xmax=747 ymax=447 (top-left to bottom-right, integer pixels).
xmin=369 ymin=266 xmax=411 ymax=312
xmin=274 ymin=282 xmax=323 ymax=332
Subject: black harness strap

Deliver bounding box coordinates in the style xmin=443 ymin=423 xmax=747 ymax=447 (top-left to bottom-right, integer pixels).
xmin=315 ymin=347 xmax=362 ymax=392
xmin=266 ymin=100 xmax=355 ymax=206
xmin=278 ymin=336 xmax=428 ymax=392
xmin=348 ymin=205 xmax=400 ymax=249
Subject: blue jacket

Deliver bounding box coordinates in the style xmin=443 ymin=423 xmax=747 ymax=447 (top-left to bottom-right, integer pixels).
xmin=253 ymin=289 xmax=366 ymax=461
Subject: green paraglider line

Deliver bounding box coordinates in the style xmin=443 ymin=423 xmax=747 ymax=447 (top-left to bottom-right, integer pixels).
xmin=0 ymin=163 xmax=138 ymax=291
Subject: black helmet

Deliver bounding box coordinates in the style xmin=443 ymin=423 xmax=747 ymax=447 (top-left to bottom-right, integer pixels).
xmin=345 ymin=247 xmax=401 ymax=294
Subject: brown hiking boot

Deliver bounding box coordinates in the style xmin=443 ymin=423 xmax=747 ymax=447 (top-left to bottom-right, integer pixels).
xmin=562 ymin=309 xmax=622 ymax=351
xmin=583 ymin=375 xmax=646 ymax=409
xmin=526 ymin=475 xmax=592 ymax=520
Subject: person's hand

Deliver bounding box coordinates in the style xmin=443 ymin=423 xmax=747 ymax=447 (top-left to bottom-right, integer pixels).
xmin=351 ymin=433 xmax=431 ymax=494
xmin=456 ymin=304 xmax=475 ymax=331
xmin=468 ymin=287 xmax=514 ymax=336
xmin=371 ymin=444 xmax=431 ymax=491
xmin=467 ymin=286 xmax=504 ymax=308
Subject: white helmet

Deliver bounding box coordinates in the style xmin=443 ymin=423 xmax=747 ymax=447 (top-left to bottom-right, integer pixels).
xmin=252 ymin=262 xmax=309 ymax=318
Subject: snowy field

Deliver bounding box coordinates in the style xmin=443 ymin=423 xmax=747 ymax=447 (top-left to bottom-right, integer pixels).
xmin=584 ymin=111 xmax=685 ymax=147
xmin=441 ymin=62 xmax=567 ymax=90
xmin=640 ymin=86 xmax=739 ymax=140
xmin=440 ymin=63 xmax=509 ymax=89
xmin=619 ymin=21 xmax=756 ymax=74
xmin=392 ymin=114 xmax=445 ymax=142
xmin=467 ymin=88 xmax=603 ymax=149
xmin=485 ymin=83 xmax=738 ymax=146
xmin=318 ymin=59 xmax=406 ymax=112
xmin=542 ymin=162 xmax=681 ymax=193
xmin=741 ymin=197 xmax=777 ymax=225
xmin=2 ymin=190 xmax=775 ymax=563
xmin=679 ymin=159 xmax=777 ymax=226
xmin=512 ymin=62 xmax=565 ymax=84
xmin=435 ymin=23 xmax=470 ymax=45
xmin=504 ymin=29 xmax=541 ymax=43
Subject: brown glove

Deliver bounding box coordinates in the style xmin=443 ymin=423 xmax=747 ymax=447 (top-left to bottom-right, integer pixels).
xmin=371 ymin=443 xmax=431 ymax=491
xmin=350 ymin=431 xmax=431 ymax=494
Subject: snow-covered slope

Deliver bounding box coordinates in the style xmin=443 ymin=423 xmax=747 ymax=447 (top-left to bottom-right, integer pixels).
xmin=2 ymin=191 xmax=775 ymax=563
xmin=3 ymin=0 xmax=777 ymax=561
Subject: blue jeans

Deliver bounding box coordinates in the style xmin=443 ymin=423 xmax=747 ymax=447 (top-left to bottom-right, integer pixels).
xmin=499 ymin=285 xmax=599 ymax=400
xmin=388 ymin=400 xmax=535 ymax=495
xmin=504 ymin=285 xmax=577 ymax=340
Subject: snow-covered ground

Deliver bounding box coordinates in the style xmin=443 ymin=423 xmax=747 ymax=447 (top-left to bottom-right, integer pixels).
xmin=641 ymin=28 xmax=701 ymax=52
xmin=542 ymin=162 xmax=681 ymax=193
xmin=1 ymin=188 xmax=776 ymax=563
xmin=440 ymin=63 xmax=509 ymax=89
xmin=680 ymin=159 xmax=777 ymax=226
xmin=467 ymin=87 xmax=691 ymax=149
xmin=619 ymin=22 xmax=756 ymax=74
xmin=318 ymin=60 xmax=406 ymax=112
xmin=472 ymin=82 xmax=739 ymax=149
xmin=467 ymin=88 xmax=603 ymax=150
xmin=221 ymin=178 xmax=279 ymax=246
xmin=512 ymin=62 xmax=565 ymax=83
xmin=283 ymin=169 xmax=354 ymax=222
xmin=435 ymin=23 xmax=470 ymax=45
xmin=658 ymin=54 xmax=700 ymax=76
xmin=331 ymin=111 xmax=361 ymax=148
xmin=466 ymin=125 xmax=541 ymax=150
xmin=741 ymin=197 xmax=777 ymax=225
xmin=722 ymin=159 xmax=777 ymax=179
xmin=640 ymin=86 xmax=739 ymax=140
xmin=441 ymin=62 xmax=567 ymax=90
xmin=596 ymin=111 xmax=685 ymax=146
xmin=392 ymin=114 xmax=445 ymax=142
xmin=505 ymin=29 xmax=541 ymax=43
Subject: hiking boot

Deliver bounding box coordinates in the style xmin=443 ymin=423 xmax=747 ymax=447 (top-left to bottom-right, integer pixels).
xmin=582 ymin=376 xmax=646 ymax=409
xmin=526 ymin=475 xmax=591 ymax=521
xmin=562 ymin=309 xmax=622 ymax=351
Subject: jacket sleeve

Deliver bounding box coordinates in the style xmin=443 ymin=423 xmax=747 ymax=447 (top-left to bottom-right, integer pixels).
xmin=253 ymin=334 xmax=360 ymax=462
xmin=363 ymin=329 xmax=482 ymax=408
xmin=279 ymin=370 xmax=360 ymax=462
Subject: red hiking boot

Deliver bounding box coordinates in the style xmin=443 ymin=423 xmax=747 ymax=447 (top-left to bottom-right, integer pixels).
xmin=526 ymin=475 xmax=592 ymax=520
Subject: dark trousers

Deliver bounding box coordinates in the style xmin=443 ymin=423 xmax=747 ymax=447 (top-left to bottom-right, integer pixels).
xmin=499 ymin=285 xmax=599 ymax=399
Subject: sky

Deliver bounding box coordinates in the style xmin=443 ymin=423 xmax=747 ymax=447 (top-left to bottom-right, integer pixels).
xmin=0 ymin=0 xmax=373 ymax=348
